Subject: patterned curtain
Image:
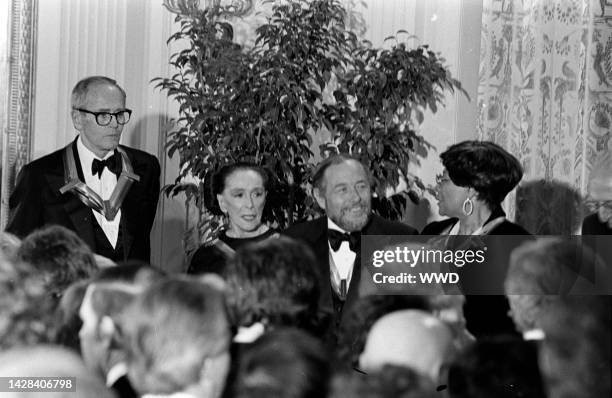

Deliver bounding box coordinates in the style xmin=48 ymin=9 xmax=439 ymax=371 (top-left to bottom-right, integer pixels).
xmin=478 ymin=0 xmax=612 ymax=234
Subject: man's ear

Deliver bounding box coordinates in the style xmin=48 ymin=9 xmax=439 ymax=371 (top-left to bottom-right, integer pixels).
xmin=313 ymin=187 xmax=327 ymax=210
xmin=71 ymin=109 xmax=83 ymax=131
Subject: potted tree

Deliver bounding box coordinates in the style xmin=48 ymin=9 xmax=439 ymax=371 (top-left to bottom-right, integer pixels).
xmin=156 ymin=0 xmax=467 ymax=248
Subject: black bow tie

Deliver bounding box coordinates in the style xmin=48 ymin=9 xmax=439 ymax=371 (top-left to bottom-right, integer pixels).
xmin=328 ymin=229 xmax=361 ymax=252
xmin=91 ymin=152 xmax=122 ymax=178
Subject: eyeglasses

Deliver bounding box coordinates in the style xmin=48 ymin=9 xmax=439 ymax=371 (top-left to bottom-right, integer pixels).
xmin=435 ymin=174 xmax=452 ymax=185
xmin=74 ymin=108 xmax=132 ymax=126
xmin=585 ymin=199 xmax=612 ymax=213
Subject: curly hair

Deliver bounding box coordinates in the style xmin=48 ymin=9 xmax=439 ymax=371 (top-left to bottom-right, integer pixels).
xmin=441 ymin=140 xmax=523 ymax=209
xmin=224 ymin=236 xmax=321 ymax=333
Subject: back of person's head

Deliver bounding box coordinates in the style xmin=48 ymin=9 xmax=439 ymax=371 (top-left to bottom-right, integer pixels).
xmin=0 ymin=254 xmax=56 ymax=348
xmin=539 ymin=296 xmax=610 ymax=398
xmin=359 ymin=310 xmax=456 ymax=384
xmin=448 ymin=337 xmax=546 ymax=398
xmin=52 ymin=263 xmax=163 ymax=357
xmin=79 ymin=282 xmax=143 ymax=376
xmin=188 ymin=244 xmax=231 ymax=276
xmin=0 ymin=345 xmax=116 ymax=398
xmin=336 ymin=295 xmax=430 ymax=369
xmin=17 ymin=225 xmax=98 ymax=297
xmin=330 ymin=365 xmax=439 ymax=398
xmin=506 ymin=237 xmax=610 ymax=332
xmin=95 ymin=261 xmax=164 ymax=284
xmin=225 ymin=236 xmax=321 ymax=333
xmin=122 ymin=276 xmax=231 ymax=397
xmin=235 ymin=328 xmax=330 ymax=398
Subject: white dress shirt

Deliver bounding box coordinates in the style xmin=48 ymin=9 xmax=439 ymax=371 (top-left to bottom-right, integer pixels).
xmin=106 ymin=362 xmax=128 ymax=387
xmin=76 ymin=136 xmax=121 ymax=247
xmin=327 ymin=218 xmax=357 ymax=297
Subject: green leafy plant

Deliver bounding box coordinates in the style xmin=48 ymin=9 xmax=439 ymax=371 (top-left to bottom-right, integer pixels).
xmin=156 ymin=0 xmax=467 ymax=243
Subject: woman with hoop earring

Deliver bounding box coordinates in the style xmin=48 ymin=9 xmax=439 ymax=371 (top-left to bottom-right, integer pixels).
xmin=421 ymin=140 xmax=531 ymax=339
xmin=422 ymin=140 xmax=530 ymax=236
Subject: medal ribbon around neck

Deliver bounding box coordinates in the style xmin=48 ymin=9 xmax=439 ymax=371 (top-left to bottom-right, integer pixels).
xmin=60 ymin=144 xmax=140 ymax=221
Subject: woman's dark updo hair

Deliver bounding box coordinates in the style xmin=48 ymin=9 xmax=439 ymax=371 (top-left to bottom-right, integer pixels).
xmin=204 ymin=162 xmax=270 ymax=216
xmin=441 ymin=140 xmax=523 ymax=210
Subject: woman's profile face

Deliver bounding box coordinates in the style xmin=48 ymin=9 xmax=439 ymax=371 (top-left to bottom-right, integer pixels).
xmin=435 ymin=169 xmax=468 ymax=218
xmin=217 ymin=169 xmax=267 ymax=237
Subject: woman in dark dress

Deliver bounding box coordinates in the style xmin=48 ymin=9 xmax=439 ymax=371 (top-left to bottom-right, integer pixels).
xmin=188 ymin=163 xmax=277 ymax=275
xmin=421 ymin=140 xmax=531 ymax=338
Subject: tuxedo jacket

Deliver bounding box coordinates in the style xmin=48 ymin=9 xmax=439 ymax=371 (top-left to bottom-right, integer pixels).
xmin=284 ymin=214 xmax=418 ymax=343
xmin=421 ymin=207 xmax=531 ymax=338
xmin=6 ymin=138 xmax=160 ymax=263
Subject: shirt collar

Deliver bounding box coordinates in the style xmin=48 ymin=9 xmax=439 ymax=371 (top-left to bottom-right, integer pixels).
xmin=523 ymin=328 xmax=545 ymax=341
xmin=76 ymin=135 xmax=114 ymax=166
xmin=327 ymin=218 xmax=348 ymax=233
xmin=106 ymin=362 xmax=128 ymax=387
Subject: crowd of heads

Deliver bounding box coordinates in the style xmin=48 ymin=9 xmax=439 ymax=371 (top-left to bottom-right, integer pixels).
xmin=1 ymin=221 xmax=609 ymax=398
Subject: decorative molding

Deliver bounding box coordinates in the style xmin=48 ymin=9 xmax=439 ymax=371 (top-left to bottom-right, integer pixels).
xmin=1 ymin=0 xmax=38 ymax=229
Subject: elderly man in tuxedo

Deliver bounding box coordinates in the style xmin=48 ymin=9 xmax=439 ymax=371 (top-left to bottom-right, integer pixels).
xmin=284 ymin=154 xmax=417 ymax=343
xmin=7 ymin=76 xmax=160 ymax=263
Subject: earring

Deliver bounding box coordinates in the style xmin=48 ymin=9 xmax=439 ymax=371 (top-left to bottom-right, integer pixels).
xmin=462 ymin=197 xmax=474 ymax=216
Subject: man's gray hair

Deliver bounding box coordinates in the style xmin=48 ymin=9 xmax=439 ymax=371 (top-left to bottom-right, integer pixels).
xmin=71 ymin=76 xmax=126 ymax=108
xmin=310 ymin=153 xmax=372 ymax=191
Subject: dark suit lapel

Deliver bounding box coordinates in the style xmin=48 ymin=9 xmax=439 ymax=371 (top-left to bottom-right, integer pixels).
xmin=118 ymin=148 xmax=141 ymax=261
xmin=341 ymin=215 xmax=385 ymax=314
xmin=311 ymin=218 xmax=333 ymax=311
xmin=120 ymin=195 xmax=136 ymax=261
xmin=44 ymin=143 xmax=97 ymax=249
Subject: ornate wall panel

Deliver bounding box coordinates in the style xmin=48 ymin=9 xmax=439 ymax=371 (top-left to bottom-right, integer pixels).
xmin=477 ymin=0 xmax=609 ymax=234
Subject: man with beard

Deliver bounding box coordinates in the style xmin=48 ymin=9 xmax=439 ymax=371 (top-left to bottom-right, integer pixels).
xmin=284 ymin=154 xmax=417 ymax=345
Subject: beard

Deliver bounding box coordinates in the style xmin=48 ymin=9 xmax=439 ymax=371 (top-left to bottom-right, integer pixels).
xmin=331 ymin=204 xmax=371 ymax=232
